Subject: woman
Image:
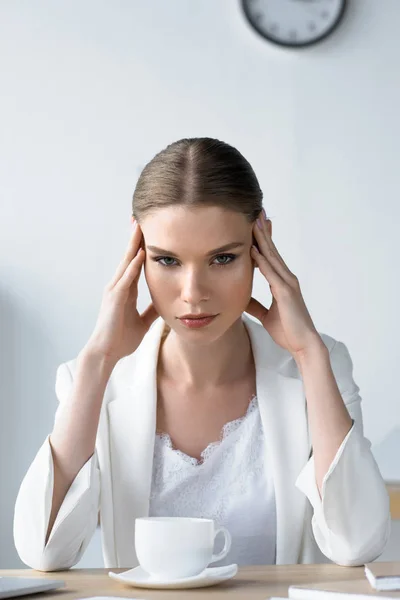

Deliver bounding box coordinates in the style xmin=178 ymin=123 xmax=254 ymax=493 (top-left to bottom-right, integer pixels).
xmin=14 ymin=137 xmax=390 ymax=571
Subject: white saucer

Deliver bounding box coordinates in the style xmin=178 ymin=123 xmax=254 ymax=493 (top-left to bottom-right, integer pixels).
xmin=108 ymin=563 xmax=238 ymax=590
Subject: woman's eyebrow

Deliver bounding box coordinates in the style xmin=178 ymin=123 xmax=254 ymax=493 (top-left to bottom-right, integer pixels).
xmin=146 ymin=242 xmax=245 ymax=256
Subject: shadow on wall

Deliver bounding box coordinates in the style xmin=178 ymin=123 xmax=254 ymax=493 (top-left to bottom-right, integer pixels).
xmin=0 ymin=285 xmax=64 ymax=568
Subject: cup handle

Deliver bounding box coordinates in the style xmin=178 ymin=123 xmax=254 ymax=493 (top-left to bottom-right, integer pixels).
xmin=210 ymin=526 xmax=232 ymax=564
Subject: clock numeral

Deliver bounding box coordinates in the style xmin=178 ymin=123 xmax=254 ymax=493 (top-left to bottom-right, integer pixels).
xmin=289 ymin=29 xmax=297 ymax=40
xmin=308 ymin=21 xmax=316 ymax=32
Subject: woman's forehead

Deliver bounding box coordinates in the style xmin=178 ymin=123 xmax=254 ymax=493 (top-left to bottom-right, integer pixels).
xmin=141 ymin=205 xmax=247 ymax=229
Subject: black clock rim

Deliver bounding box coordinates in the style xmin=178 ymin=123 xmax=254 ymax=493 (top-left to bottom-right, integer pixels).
xmin=241 ymin=0 xmax=347 ymax=49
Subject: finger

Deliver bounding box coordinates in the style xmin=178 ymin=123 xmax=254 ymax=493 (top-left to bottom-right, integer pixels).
xmin=253 ymin=222 xmax=297 ymax=286
xmin=114 ymin=247 xmax=145 ymax=291
xmin=254 ymin=219 xmax=286 ymax=266
xmin=265 ymin=228 xmax=291 ymax=269
xmin=140 ymin=303 xmax=159 ymax=330
xmin=260 ymin=220 xmax=294 ymax=275
xmin=245 ymin=297 xmax=269 ymax=324
xmin=251 ymin=243 xmax=285 ymax=288
xmin=109 ymin=225 xmax=143 ymax=287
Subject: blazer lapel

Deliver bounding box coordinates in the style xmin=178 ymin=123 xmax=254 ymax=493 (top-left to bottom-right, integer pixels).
xmin=106 ymin=317 xmax=165 ymax=567
xmin=107 ymin=314 xmax=310 ymax=567
xmin=242 ymin=314 xmax=310 ymax=565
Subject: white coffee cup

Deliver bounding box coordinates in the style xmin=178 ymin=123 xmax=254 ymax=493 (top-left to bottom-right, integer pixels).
xmin=135 ymin=517 xmax=232 ymax=580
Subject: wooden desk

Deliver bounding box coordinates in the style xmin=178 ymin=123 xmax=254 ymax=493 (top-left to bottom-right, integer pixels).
xmin=387 ymin=482 xmax=400 ymax=519
xmin=1 ymin=564 xmax=369 ymax=600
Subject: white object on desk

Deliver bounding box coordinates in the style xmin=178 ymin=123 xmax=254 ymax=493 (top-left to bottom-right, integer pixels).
xmin=0 ymin=577 xmax=64 ymax=599
xmin=365 ymin=563 xmax=400 ymax=591
xmin=108 ymin=563 xmax=238 ymax=590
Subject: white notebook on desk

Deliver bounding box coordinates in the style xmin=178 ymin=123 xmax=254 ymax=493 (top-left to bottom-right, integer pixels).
xmin=0 ymin=577 xmax=64 ymax=599
xmin=288 ymin=579 xmax=400 ymax=600
xmin=365 ymin=562 xmax=400 ymax=591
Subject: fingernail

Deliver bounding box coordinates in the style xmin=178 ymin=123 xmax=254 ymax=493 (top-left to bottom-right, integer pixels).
xmin=257 ymin=218 xmax=263 ymax=230
xmin=132 ymin=220 xmax=137 ymax=230
xmin=262 ymin=208 xmax=267 ymax=220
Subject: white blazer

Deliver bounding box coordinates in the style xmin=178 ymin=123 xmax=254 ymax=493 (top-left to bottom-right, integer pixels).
xmin=14 ymin=314 xmax=391 ymax=571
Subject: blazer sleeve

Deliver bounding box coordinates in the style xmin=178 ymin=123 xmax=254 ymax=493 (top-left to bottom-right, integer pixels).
xmin=13 ymin=362 xmax=101 ymax=571
xmin=295 ymin=339 xmax=391 ymax=567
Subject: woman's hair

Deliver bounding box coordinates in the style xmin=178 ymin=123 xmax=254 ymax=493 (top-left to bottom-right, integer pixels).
xmin=132 ymin=137 xmax=263 ymax=223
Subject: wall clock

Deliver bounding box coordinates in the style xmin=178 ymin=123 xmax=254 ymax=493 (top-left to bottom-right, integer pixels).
xmin=241 ymin=0 xmax=347 ymax=48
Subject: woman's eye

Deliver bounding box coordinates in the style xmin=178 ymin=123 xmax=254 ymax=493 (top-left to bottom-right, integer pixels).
xmin=214 ymin=254 xmax=236 ymax=265
xmin=153 ymin=254 xmax=237 ymax=267
xmin=155 ymin=256 xmax=177 ymax=267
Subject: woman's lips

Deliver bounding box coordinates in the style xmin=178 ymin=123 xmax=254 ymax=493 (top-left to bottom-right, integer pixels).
xmin=179 ymin=315 xmax=217 ymax=329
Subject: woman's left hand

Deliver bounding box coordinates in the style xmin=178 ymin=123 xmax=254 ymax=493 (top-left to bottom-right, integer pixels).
xmin=246 ymin=210 xmax=323 ymax=361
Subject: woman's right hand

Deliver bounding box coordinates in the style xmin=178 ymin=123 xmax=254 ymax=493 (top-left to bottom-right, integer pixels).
xmin=85 ymin=220 xmax=159 ymax=364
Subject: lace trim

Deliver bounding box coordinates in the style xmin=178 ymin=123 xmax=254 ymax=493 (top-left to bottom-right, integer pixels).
xmin=155 ymin=394 xmax=258 ymax=466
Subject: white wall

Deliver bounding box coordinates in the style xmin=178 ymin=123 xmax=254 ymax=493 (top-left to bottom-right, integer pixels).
xmin=1 ymin=0 xmax=399 ymax=568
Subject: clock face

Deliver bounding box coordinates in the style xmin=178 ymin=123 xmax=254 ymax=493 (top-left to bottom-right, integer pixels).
xmin=242 ymin=0 xmax=346 ymax=48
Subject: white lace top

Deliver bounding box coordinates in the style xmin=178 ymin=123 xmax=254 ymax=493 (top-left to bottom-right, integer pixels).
xmin=149 ymin=395 xmax=277 ymax=566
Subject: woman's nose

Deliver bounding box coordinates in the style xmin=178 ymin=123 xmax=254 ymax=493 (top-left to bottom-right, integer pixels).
xmin=181 ymin=272 xmax=210 ymax=303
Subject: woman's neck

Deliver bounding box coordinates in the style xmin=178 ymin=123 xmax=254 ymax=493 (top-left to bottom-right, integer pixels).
xmin=157 ymin=317 xmax=254 ymax=389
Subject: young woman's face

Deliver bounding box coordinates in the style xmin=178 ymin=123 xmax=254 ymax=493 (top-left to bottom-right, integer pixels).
xmin=140 ymin=205 xmax=256 ymax=341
